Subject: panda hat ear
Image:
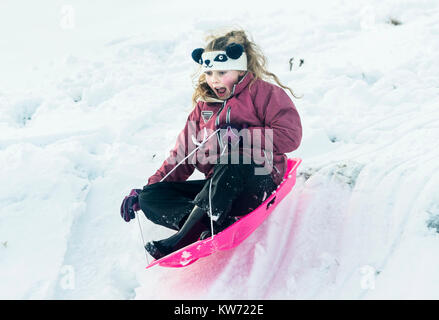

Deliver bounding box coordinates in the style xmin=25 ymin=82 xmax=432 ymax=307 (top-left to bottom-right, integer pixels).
xmin=225 ymin=43 xmax=244 ymax=60
xmin=192 ymin=48 xmax=204 ymax=64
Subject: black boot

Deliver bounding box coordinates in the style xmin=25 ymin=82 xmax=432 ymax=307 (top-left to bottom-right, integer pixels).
xmin=145 ymin=205 xmax=207 ymax=259
xmin=199 ymin=216 xmax=238 ymax=240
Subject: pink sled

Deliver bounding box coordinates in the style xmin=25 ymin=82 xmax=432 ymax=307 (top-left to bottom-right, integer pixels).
xmin=146 ymin=157 xmax=302 ymax=269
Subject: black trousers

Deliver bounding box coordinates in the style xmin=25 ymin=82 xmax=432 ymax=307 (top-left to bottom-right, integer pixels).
xmin=138 ymin=157 xmax=277 ymax=232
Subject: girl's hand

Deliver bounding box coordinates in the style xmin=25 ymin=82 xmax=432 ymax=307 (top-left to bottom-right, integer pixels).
xmin=220 ymin=123 xmax=244 ymax=147
xmin=120 ymin=189 xmax=142 ymax=222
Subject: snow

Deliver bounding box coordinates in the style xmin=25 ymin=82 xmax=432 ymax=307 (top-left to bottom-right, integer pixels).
xmin=1 ymin=0 xmax=439 ymax=299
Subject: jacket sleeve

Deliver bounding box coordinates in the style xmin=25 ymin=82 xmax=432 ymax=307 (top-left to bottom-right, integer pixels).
xmin=146 ymin=111 xmax=198 ymax=186
xmin=248 ymin=85 xmax=302 ymax=154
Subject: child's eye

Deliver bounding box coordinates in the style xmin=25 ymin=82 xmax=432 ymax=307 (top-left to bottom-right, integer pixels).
xmin=204 ymin=71 xmax=212 ymax=76
xmin=219 ymin=71 xmax=226 ymax=75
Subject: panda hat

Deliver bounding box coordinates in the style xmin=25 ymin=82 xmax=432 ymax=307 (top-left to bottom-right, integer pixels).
xmin=192 ymin=42 xmax=247 ymax=71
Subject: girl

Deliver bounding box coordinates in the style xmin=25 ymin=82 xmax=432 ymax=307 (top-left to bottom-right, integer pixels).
xmin=120 ymin=30 xmax=302 ymax=260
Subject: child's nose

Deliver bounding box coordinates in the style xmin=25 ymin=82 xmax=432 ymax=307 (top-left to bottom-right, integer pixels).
xmin=211 ymin=73 xmax=220 ymax=82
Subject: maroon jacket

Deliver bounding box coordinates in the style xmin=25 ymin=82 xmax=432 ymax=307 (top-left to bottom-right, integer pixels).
xmin=147 ymin=72 xmax=302 ymax=186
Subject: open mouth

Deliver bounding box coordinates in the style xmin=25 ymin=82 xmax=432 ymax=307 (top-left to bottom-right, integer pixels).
xmin=215 ymin=87 xmax=227 ymax=96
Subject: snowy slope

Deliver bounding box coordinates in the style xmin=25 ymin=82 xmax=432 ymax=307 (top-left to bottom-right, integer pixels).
xmin=1 ymin=0 xmax=439 ymax=299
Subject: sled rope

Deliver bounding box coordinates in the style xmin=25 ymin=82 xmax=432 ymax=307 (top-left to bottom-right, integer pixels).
xmin=137 ymin=128 xmax=221 ymax=264
xmin=135 ymin=210 xmax=150 ymax=265
xmin=208 ymin=178 xmax=216 ymax=241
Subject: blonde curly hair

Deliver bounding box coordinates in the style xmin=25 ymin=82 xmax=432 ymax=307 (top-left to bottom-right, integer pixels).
xmin=191 ymin=29 xmax=297 ymax=106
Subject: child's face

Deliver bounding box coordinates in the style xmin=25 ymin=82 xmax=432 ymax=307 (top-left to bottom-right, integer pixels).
xmin=204 ymin=70 xmax=246 ymax=100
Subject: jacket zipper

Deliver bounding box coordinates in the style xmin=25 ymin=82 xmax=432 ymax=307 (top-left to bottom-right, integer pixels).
xmin=216 ymin=100 xmax=227 ymax=149
xmin=214 ymin=74 xmax=246 ymax=152
xmin=215 ymin=82 xmax=237 ymax=148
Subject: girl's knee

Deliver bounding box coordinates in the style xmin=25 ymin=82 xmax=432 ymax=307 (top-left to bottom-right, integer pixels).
xmin=138 ymin=187 xmax=156 ymax=212
xmin=139 ymin=183 xmax=160 ymax=201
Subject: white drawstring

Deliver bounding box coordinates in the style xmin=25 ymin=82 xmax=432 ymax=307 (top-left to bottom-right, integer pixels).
xmin=135 ymin=209 xmax=149 ymax=265
xmin=220 ymin=143 xmax=228 ymax=157
xmin=208 ymin=179 xmax=215 ymax=241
